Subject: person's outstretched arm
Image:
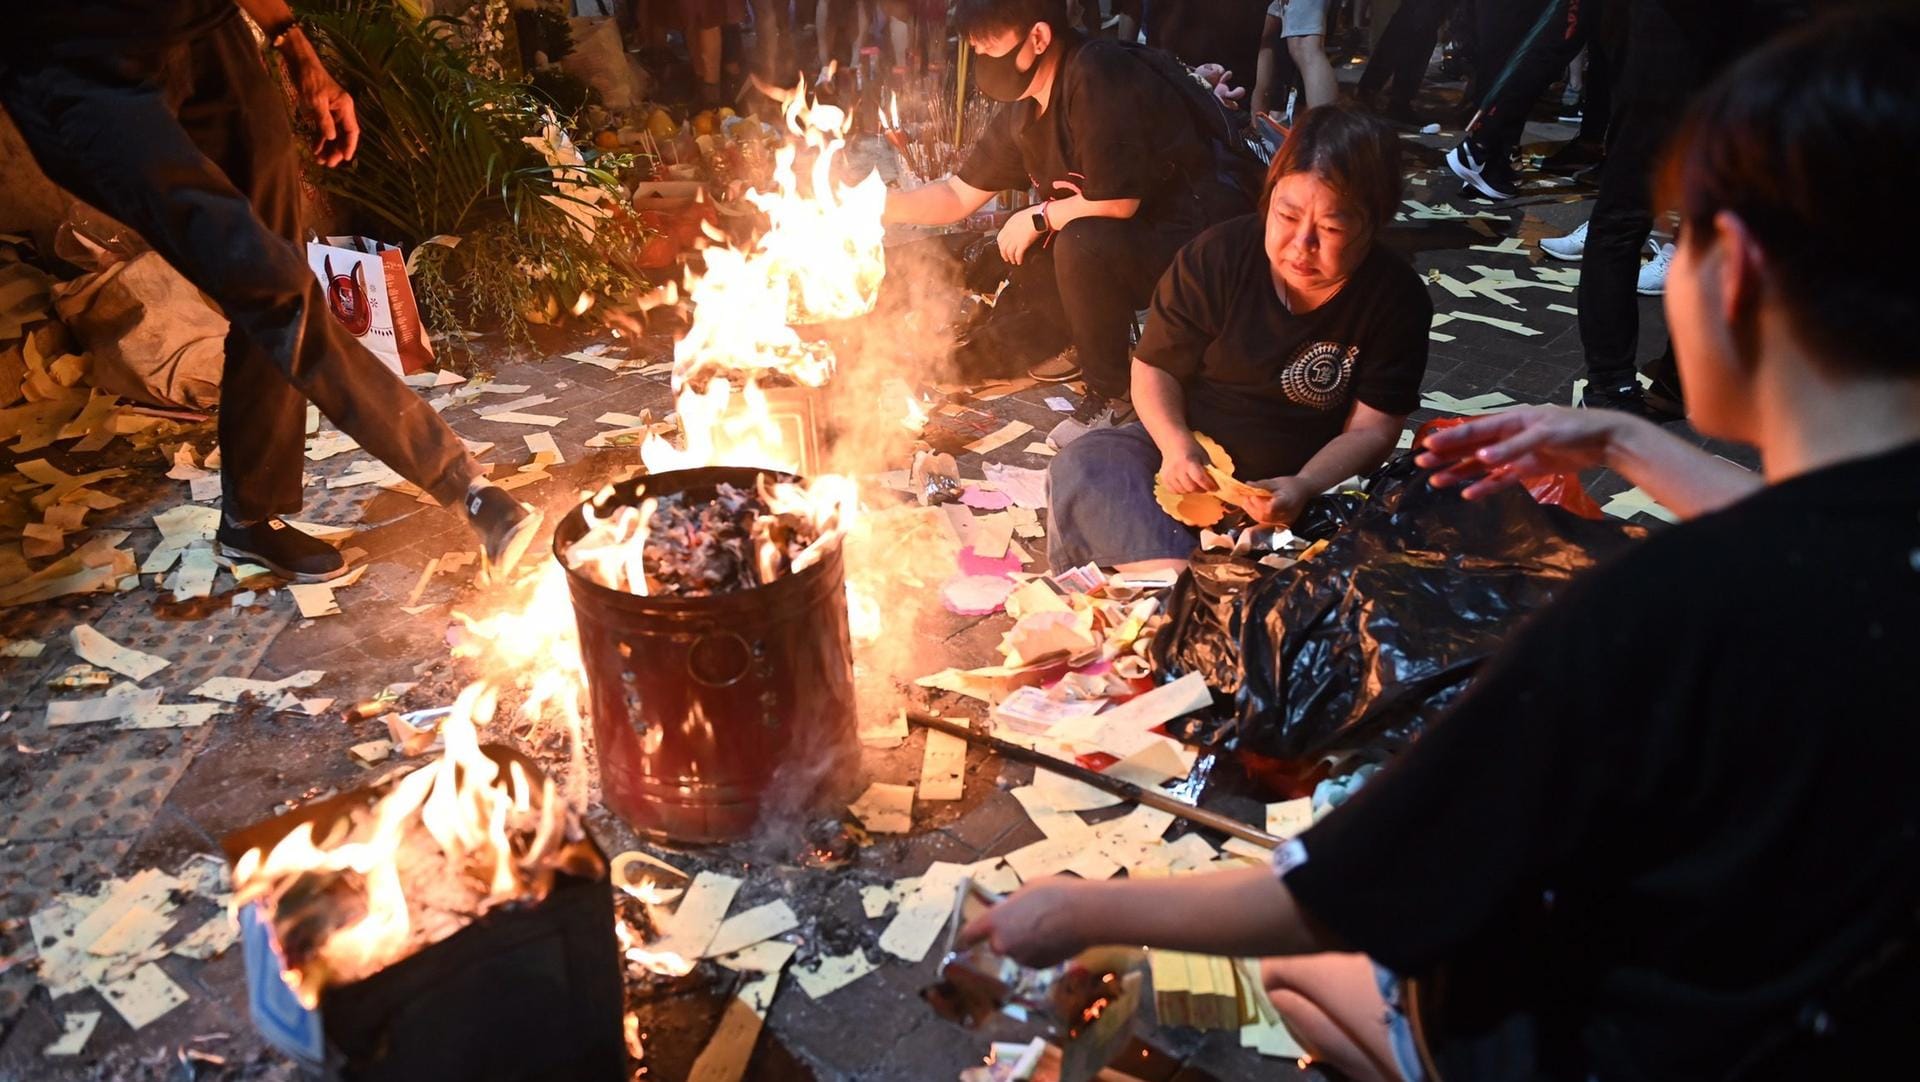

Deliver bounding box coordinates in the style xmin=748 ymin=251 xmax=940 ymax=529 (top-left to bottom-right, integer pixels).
xmin=959 ymin=866 xmax=1341 ymax=968
xmin=883 ymin=175 xmax=996 ymax=226
xmin=1419 ymin=405 xmax=1763 ymax=519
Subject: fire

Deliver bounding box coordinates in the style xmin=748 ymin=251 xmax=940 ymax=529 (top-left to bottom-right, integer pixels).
xmin=448 ymin=559 xmax=595 ymax=811
xmin=623 ymin=1012 xmax=645 ymax=1064
xmin=613 ymin=891 xmax=696 ymax=977
xmin=564 ymin=495 xmax=658 ymax=595
xmin=232 ymin=684 xmax=594 ymax=1007
xmin=646 ymin=82 xmax=886 ymax=478
xmin=901 ymin=394 xmax=930 ymax=433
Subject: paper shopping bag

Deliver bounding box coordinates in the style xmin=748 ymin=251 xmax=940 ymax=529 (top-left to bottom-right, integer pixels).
xmin=306 ymin=236 xmax=434 ymax=376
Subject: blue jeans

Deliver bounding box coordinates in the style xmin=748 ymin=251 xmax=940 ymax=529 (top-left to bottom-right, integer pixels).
xmin=1375 ymin=962 xmax=1429 ymax=1082
xmin=1046 ymin=423 xmax=1201 ymax=572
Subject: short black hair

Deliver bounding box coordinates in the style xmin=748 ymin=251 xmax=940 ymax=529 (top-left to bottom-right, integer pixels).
xmin=955 ymin=0 xmax=1069 ymax=38
xmin=1261 ymin=104 xmax=1402 ymax=238
xmin=1657 ymin=5 xmax=1920 ymax=376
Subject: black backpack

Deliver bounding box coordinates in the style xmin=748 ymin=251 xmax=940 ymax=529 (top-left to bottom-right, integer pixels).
xmin=1112 ymin=40 xmax=1269 ymax=210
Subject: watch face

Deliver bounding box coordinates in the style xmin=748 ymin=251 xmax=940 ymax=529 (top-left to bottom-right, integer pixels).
xmin=1032 ymin=210 xmax=1047 ymax=232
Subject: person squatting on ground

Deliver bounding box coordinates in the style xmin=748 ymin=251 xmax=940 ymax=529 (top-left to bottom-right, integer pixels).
xmin=969 ymin=10 xmax=1920 ymax=1079
xmin=881 ymin=0 xmax=1254 ymax=404
xmin=1046 ymin=105 xmax=1429 ymax=574
xmin=0 ymin=0 xmax=540 ymax=584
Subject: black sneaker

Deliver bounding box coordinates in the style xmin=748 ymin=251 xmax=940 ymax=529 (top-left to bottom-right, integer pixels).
xmin=1071 ymin=396 xmax=1136 ymax=429
xmin=1446 ymin=138 xmax=1516 ymax=200
xmin=1542 ymin=137 xmax=1605 ymax=176
xmin=215 ymin=518 xmax=347 ymax=583
xmin=465 ymin=484 xmax=542 ymax=579
xmin=1581 ymin=383 xmax=1684 ymax=423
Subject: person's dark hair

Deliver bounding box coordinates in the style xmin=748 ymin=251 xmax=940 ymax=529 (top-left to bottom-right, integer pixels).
xmin=1261 ymin=104 xmax=1402 ymax=239
xmin=955 ymin=0 xmax=1070 ymax=39
xmin=1656 ymin=5 xmax=1919 ymax=376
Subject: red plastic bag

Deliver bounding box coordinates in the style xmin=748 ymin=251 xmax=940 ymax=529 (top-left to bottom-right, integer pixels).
xmin=1413 ymin=417 xmax=1604 ymax=520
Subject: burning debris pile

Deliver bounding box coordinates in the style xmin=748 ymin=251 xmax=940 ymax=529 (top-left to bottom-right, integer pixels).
xmin=563 ymin=477 xmax=848 ymax=597
xmin=231 ymin=685 xmax=602 ymax=1007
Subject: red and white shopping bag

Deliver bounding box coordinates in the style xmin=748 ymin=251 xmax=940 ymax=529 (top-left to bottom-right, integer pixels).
xmin=306 ymin=236 xmax=435 ymax=376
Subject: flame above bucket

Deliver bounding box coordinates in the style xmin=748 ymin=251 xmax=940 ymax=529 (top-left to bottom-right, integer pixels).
xmin=646 ymin=84 xmax=887 ymax=478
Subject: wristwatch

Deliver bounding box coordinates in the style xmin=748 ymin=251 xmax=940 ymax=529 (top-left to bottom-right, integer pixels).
xmin=1031 ymin=203 xmax=1052 ymax=235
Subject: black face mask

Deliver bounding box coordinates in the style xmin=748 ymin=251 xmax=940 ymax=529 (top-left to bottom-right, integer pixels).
xmin=973 ymin=28 xmax=1043 ymax=102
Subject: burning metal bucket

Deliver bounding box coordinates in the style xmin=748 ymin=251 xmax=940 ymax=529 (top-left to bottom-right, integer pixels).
xmin=554 ymin=466 xmax=860 ymax=843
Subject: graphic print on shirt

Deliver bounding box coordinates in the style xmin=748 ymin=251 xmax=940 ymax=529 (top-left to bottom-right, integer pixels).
xmin=1279 ymin=341 xmax=1358 ymax=410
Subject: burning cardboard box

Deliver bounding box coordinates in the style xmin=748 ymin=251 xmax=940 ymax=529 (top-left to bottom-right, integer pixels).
xmin=224 ymin=688 xmax=624 ymax=1080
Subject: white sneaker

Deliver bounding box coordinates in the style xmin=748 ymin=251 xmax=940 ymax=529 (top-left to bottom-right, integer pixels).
xmin=1637 ymin=241 xmax=1676 ymax=295
xmin=1539 ymin=220 xmax=1588 ymax=261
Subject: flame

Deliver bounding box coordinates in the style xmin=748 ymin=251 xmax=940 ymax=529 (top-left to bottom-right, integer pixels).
xmin=232 ymin=684 xmax=583 ymax=1007
xmin=624 ymin=83 xmax=879 ymax=618
xmin=901 ymin=394 xmax=929 ymax=434
xmin=613 ymin=892 xmax=697 ymax=977
xmin=649 ymin=82 xmax=886 ymax=479
xmin=628 ymin=946 xmax=694 ymax=977
xmin=623 ymin=1011 xmax=645 ymax=1063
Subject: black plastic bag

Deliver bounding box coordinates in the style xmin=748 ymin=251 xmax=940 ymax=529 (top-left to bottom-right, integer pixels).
xmin=1152 ymin=454 xmax=1646 ymax=761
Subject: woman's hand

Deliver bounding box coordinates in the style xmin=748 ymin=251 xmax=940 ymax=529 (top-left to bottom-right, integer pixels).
xmin=997 ymin=209 xmax=1044 ymax=266
xmin=1417 ymin=406 xmax=1631 ymax=499
xmin=278 ymin=31 xmax=360 ymax=167
xmin=957 ymin=878 xmax=1098 ymax=968
xmin=1243 ymin=476 xmax=1313 ymax=525
xmin=1158 ymin=436 xmax=1216 ymax=494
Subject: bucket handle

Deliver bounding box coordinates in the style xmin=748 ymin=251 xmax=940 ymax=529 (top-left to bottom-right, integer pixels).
xmin=687 ymin=631 xmax=755 ymax=688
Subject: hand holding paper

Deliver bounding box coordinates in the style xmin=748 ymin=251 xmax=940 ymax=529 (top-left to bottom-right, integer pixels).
xmin=957 ymin=877 xmax=1100 ymax=969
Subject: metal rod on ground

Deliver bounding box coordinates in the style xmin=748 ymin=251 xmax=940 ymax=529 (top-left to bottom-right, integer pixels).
xmin=905 ymin=710 xmax=1283 ymax=850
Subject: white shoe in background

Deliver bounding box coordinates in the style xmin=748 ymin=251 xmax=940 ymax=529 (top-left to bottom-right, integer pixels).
xmin=1637 ymin=241 xmax=1676 ymax=295
xmin=1540 ymin=220 xmax=1588 ymax=261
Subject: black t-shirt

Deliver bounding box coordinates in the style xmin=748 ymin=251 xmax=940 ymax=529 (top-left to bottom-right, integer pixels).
xmin=1284 ymin=441 xmax=1920 ymax=1080
xmin=4 ymin=1 xmax=234 ymax=62
xmin=1133 ymin=215 xmax=1429 ymax=482
xmin=957 ymin=33 xmax=1216 ymax=223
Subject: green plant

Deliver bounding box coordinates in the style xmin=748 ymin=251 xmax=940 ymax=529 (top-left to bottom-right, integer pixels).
xmin=294 ymin=0 xmax=637 ymax=346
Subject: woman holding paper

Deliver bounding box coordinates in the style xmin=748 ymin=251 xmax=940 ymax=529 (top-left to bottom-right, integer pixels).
xmin=968 ymin=13 xmax=1920 ymax=1080
xmin=1045 ymin=104 xmax=1430 ymax=573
